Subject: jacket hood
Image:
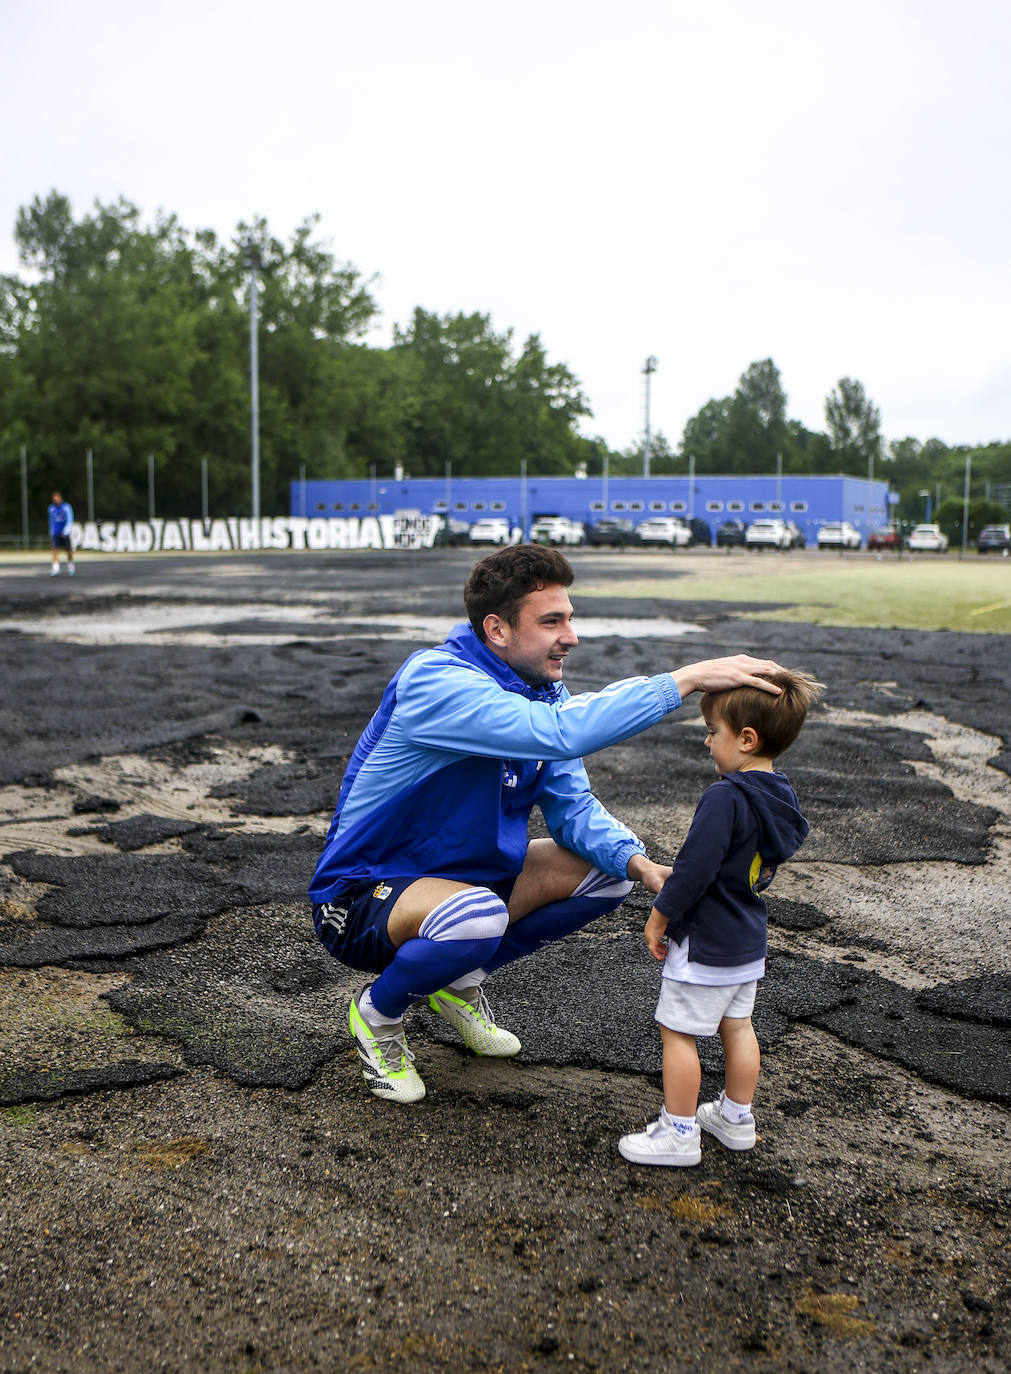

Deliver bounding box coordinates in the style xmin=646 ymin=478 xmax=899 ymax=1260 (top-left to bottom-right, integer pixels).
xmin=442 ymin=621 xmax=562 ymax=703
xmin=723 ymin=770 xmax=809 ymax=862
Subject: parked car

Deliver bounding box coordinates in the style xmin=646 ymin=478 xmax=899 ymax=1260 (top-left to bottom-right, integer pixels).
xmin=906 ymin=523 xmax=949 ymax=553
xmin=530 ymin=515 xmax=584 ymax=546
xmin=434 ymin=516 xmax=472 ymax=547
xmin=586 ymin=517 xmax=638 ymax=547
xmin=635 ymin=516 xmax=692 ymax=548
xmin=715 ymin=519 xmax=747 ymax=548
xmin=745 ymin=518 xmax=792 ymax=550
xmin=817 ymin=521 xmax=862 ymax=550
xmin=977 ymin=524 xmax=1011 ymax=554
xmin=785 ymin=520 xmax=806 ymax=549
xmin=868 ymin=525 xmax=901 ymax=552
xmin=468 ymin=517 xmax=511 ymax=545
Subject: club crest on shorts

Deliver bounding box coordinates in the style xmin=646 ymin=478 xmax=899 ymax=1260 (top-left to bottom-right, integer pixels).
xmin=372 ymin=883 xmax=393 ymax=900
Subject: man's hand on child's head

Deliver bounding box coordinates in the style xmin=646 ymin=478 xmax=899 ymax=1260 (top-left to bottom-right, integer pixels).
xmin=644 ymin=907 xmax=670 ymax=961
xmin=673 ymin=655 xmax=784 ymax=698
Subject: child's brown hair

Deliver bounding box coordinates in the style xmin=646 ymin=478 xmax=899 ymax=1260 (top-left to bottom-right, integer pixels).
xmin=700 ymin=669 xmax=823 ymax=759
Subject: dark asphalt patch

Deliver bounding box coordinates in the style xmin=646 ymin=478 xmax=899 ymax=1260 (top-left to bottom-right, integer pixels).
xmin=102 ymin=904 xmax=346 ymax=1090
xmin=68 ymin=813 xmax=199 ymax=850
xmin=0 ymin=1060 xmax=184 ymax=1107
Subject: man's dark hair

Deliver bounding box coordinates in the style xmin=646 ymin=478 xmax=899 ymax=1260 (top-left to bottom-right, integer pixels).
xmin=465 ymin=544 xmax=575 ymax=640
xmin=701 ymin=669 xmax=823 ymax=758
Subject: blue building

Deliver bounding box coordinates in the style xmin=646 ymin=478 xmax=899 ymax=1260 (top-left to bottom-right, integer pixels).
xmin=291 ymin=471 xmax=892 ymax=546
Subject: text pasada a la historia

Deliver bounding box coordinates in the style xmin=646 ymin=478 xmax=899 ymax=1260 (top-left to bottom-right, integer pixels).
xmin=70 ymin=514 xmax=444 ymax=553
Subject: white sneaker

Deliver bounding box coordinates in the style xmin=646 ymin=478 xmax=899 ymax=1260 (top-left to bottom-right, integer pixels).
xmin=50 ymin=565 xmax=59 ymax=576
xmin=427 ymin=985 xmax=521 ymax=1057
xmin=67 ymin=565 xmax=75 ymax=576
xmin=348 ymin=990 xmax=426 ymax=1104
xmin=697 ymin=1095 xmax=756 ymax=1150
xmin=618 ymin=1118 xmax=701 ymax=1167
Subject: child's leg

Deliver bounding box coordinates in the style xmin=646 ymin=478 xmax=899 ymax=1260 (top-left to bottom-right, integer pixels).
xmin=718 ymin=1015 xmax=760 ymax=1107
xmin=660 ymin=1025 xmax=701 ymax=1118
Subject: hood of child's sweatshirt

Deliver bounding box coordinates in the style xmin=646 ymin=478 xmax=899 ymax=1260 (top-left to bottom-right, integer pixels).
xmin=723 ymin=770 xmax=810 ymax=862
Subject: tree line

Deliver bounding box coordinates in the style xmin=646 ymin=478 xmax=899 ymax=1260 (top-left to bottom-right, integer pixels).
xmin=1 ymin=193 xmax=1007 ymax=536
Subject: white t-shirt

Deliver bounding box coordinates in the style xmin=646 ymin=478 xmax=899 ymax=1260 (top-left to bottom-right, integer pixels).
xmin=661 ymin=935 xmax=765 ymax=986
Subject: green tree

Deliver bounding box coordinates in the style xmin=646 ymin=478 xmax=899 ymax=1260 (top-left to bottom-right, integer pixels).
xmin=825 ymin=377 xmax=883 ymax=473
xmin=0 ymin=193 xmax=379 ymax=527
xmin=391 ymin=309 xmax=591 ymax=477
xmin=680 ymin=360 xmax=793 ymax=474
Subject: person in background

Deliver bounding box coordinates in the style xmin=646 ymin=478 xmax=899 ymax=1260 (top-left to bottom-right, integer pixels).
xmin=47 ymin=492 xmax=75 ymax=576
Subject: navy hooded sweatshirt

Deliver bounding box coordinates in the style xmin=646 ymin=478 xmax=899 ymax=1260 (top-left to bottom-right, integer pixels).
xmin=652 ymin=770 xmax=809 ymax=969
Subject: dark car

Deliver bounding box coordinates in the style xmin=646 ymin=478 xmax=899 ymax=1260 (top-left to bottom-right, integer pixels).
xmin=977 ymin=524 xmax=1011 ymax=554
xmin=687 ymin=517 xmax=712 ymax=547
xmin=586 ymin=517 xmax=638 ymax=547
xmin=715 ymin=519 xmax=747 ymax=548
xmin=868 ymin=525 xmax=901 ymax=552
xmin=435 ymin=516 xmax=471 ymax=546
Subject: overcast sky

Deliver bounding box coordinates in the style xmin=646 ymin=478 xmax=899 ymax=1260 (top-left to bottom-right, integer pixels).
xmin=3 ymin=0 xmax=1009 ymax=454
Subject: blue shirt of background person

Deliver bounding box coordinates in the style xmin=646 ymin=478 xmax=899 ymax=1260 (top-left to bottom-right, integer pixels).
xmin=47 ymin=491 xmax=75 ymax=575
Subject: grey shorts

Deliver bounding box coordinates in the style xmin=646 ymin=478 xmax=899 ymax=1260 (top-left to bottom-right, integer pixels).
xmin=655 ymin=977 xmax=758 ymax=1037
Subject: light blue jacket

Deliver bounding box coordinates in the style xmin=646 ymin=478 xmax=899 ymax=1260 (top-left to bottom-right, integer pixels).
xmin=309 ymin=622 xmax=682 ymax=904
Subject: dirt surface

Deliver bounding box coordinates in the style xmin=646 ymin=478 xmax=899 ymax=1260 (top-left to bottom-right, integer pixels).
xmin=0 ymin=547 xmax=1008 ymax=1373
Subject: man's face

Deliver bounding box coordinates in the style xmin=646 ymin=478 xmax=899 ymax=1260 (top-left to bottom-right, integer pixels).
xmin=485 ymin=584 xmax=578 ymax=687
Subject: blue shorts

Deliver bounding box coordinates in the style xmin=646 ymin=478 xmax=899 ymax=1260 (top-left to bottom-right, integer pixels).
xmin=312 ymin=875 xmax=514 ymax=974
xmin=51 ymin=534 xmax=72 ymax=551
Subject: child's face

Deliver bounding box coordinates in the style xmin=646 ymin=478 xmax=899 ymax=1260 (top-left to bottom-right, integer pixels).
xmin=702 ymin=706 xmax=751 ymax=777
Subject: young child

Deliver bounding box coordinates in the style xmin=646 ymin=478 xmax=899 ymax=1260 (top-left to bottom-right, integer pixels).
xmin=619 ymin=668 xmax=822 ymax=1167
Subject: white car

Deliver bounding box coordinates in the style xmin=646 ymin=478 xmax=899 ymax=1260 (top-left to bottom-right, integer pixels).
xmin=745 ymin=518 xmax=792 ymax=550
xmin=817 ymin=521 xmax=862 ymax=550
xmin=636 ymin=517 xmax=692 ymax=548
xmin=530 ymin=515 xmax=584 ymax=546
xmin=906 ymin=523 xmax=949 ymax=553
xmin=468 ymin=517 xmax=511 ymax=545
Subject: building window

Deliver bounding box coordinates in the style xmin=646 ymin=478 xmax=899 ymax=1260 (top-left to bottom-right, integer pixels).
xmin=454 ymin=501 xmax=468 ymax=511
xmin=670 ymin=500 xmax=687 ymax=512
xmin=790 ymin=501 xmax=808 ymax=513
xmin=490 ymin=500 xmax=506 ymax=511
xmin=589 ymin=500 xmax=605 ymax=512
xmin=350 ymin=502 xmax=362 ymax=512
xmin=727 ymin=501 xmax=744 ymax=512
xmin=367 ymin=502 xmax=379 ymax=511
xmin=750 ymin=502 xmax=766 ymax=512
xmin=854 ymin=504 xmax=864 ymax=513
xmin=332 ymin=502 xmax=344 ymax=511
xmin=706 ymin=501 xmax=723 ymax=513
xmin=768 ymin=501 xmax=784 ymax=513
xmin=612 ymin=501 xmax=627 ymax=511
xmin=472 ymin=501 xmax=487 ymax=511
xmin=434 ymin=499 xmax=448 ymax=511
xmin=629 ymin=500 xmax=644 ymax=512
xmin=314 ymin=502 xmax=327 ymax=512
xmin=650 ymin=500 xmax=666 ymax=512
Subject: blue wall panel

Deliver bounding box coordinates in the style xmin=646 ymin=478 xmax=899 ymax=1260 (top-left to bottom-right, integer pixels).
xmin=291 ymin=473 xmax=891 ymax=546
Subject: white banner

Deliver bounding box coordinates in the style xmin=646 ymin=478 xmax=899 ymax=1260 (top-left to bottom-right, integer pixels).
xmin=69 ymin=513 xmax=444 ymax=554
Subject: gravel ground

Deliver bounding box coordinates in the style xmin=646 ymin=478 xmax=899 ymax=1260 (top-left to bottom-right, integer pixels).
xmin=0 ymin=547 xmax=1008 ymax=1373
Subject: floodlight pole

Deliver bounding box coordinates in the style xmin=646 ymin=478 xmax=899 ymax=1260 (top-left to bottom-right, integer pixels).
xmin=245 ymin=241 xmax=262 ymax=522
xmin=642 ymin=356 xmax=657 ymax=479
xmin=20 ymin=445 xmax=28 ymax=548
